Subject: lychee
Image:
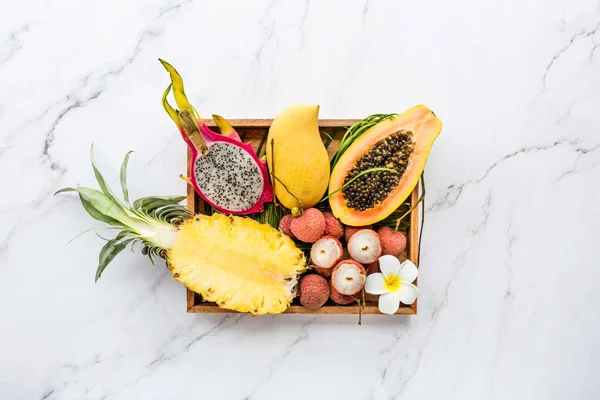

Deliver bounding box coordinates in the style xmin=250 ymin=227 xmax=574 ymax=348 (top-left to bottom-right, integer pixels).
xmin=312 ymin=248 xmax=350 ymax=278
xmin=330 ymin=281 xmax=355 ymax=305
xmin=290 ymin=208 xmax=325 ymax=243
xmin=314 ymin=265 xmax=333 ymax=278
xmin=331 ymin=260 xmax=367 ymax=296
xmin=310 ymin=236 xmax=343 ymax=271
xmin=299 ymin=274 xmax=330 ymax=309
xmin=347 ymin=229 xmax=382 ymax=264
xmin=377 ymin=226 xmax=407 ymax=256
xmin=344 ymin=225 xmax=372 ymax=242
xmin=323 ymin=212 xmax=344 ymax=239
xmin=279 ymin=214 xmax=295 ymax=239
xmin=366 ymin=260 xmax=380 ymax=275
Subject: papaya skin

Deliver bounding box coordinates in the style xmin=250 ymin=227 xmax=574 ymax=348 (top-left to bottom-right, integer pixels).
xmin=329 ymin=105 xmax=442 ymax=226
xmin=267 ymin=105 xmax=331 ymax=209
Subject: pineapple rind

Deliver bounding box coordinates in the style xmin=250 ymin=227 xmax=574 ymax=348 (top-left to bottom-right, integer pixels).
xmin=168 ymin=214 xmax=306 ymax=315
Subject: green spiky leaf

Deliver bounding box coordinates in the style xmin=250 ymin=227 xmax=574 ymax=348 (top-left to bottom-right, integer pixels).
xmin=133 ymin=196 xmax=186 ymax=211
xmin=90 ymin=145 xmax=126 ymax=209
xmin=78 ymin=194 xmax=121 ymax=226
xmin=56 ymin=187 xmax=135 ymax=225
xmin=120 ymin=151 xmax=134 ymax=206
xmin=115 ymin=230 xmax=130 ymax=241
xmin=57 ymin=149 xmax=191 ymax=281
xmin=95 ymin=238 xmax=134 ymax=282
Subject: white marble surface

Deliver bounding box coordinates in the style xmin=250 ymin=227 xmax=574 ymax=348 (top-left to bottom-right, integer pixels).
xmin=1 ymin=0 xmax=599 ymax=399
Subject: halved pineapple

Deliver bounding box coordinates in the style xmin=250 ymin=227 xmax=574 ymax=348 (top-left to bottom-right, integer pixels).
xmin=58 ymin=150 xmax=306 ymax=316
xmin=168 ymin=213 xmax=306 ymax=315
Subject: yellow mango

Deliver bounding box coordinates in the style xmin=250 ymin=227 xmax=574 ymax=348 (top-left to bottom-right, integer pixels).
xmin=266 ymin=105 xmax=330 ymax=209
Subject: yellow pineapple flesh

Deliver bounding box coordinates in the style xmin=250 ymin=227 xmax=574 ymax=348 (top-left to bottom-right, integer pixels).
xmin=168 ymin=213 xmax=306 ymax=315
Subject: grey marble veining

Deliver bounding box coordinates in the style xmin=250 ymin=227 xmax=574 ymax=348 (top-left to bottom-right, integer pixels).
xmin=1 ymin=0 xmax=599 ymax=399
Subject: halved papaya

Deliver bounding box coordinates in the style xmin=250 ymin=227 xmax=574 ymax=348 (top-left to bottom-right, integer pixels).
xmin=329 ymin=105 xmax=442 ymax=226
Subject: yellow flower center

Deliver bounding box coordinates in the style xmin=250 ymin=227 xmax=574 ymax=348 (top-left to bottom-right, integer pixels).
xmin=384 ymin=274 xmax=401 ymax=292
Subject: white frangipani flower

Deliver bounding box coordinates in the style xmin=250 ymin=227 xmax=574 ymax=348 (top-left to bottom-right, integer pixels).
xmin=365 ymin=255 xmax=420 ymax=315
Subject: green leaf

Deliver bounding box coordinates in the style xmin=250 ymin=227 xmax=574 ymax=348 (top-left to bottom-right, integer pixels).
xmin=161 ymin=209 xmax=188 ymax=222
xmin=132 ymin=198 xmax=189 ymax=224
xmin=120 ymin=151 xmax=134 ymax=206
xmin=322 ymin=131 xmax=334 ymax=149
xmin=148 ymin=250 xmax=155 ymax=266
xmin=133 ymin=196 xmax=186 ymax=211
xmin=115 ymin=230 xmax=130 ymax=241
xmin=154 ymin=204 xmax=180 ymax=220
xmin=90 ymin=145 xmax=126 ymax=209
xmin=56 ymin=187 xmax=142 ymax=227
xmin=79 ymin=194 xmax=120 ymax=226
xmin=256 ymin=131 xmax=268 ymax=157
xmin=95 ymin=238 xmax=134 ymax=282
xmin=145 ymin=200 xmax=183 ymax=214
xmin=95 ymin=231 xmax=111 ymax=241
xmin=67 ymin=226 xmax=120 ymax=244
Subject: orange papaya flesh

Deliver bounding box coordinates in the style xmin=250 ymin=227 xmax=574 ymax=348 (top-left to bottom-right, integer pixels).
xmin=329 ymin=105 xmax=442 ymax=226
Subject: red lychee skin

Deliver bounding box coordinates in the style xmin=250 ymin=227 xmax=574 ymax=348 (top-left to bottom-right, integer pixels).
xmin=344 ymin=225 xmax=373 ymax=242
xmin=323 ymin=212 xmax=344 ymax=239
xmin=377 ymin=226 xmax=407 ymax=256
xmin=279 ymin=214 xmax=295 ymax=239
xmin=299 ymin=274 xmax=330 ymax=310
xmin=290 ymin=208 xmax=325 ymax=243
xmin=314 ymin=266 xmax=332 ymax=278
xmin=330 ymin=281 xmax=355 ymax=305
xmin=366 ymin=260 xmax=380 ymax=275
xmin=331 ymin=260 xmax=367 ymax=295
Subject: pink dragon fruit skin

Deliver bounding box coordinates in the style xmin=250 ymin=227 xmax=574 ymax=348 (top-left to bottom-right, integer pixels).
xmin=160 ymin=59 xmax=273 ymax=215
xmin=188 ymin=119 xmax=273 ymax=215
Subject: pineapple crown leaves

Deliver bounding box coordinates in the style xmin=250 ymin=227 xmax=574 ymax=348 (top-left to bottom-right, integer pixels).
xmin=55 ymin=145 xmax=190 ymax=281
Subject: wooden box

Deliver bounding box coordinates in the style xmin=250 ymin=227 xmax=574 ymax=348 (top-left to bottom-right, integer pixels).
xmin=186 ymin=119 xmax=419 ymax=315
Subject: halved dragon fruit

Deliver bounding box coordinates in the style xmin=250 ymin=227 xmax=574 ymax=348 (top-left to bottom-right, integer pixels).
xmin=160 ymin=60 xmax=272 ymax=214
